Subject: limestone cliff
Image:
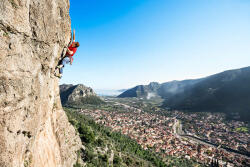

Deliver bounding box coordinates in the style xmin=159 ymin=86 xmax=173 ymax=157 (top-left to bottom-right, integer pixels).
xmin=0 ymin=0 xmax=82 ymax=167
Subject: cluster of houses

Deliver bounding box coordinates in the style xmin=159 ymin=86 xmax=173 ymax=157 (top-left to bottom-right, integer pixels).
xmin=170 ymin=111 xmax=250 ymax=155
xmin=78 ymin=107 xmax=250 ymax=167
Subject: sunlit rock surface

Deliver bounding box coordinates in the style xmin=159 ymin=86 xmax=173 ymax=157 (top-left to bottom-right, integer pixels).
xmin=0 ymin=0 xmax=82 ymax=166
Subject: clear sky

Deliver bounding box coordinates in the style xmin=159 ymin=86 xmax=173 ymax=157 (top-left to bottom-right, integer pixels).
xmin=60 ymin=0 xmax=250 ymax=90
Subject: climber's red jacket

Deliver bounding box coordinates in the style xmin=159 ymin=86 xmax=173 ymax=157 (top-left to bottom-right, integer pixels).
xmin=67 ymin=43 xmax=77 ymax=62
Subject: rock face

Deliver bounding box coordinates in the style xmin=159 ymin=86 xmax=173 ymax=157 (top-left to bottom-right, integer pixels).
xmin=60 ymin=84 xmax=97 ymax=105
xmin=0 ymin=0 xmax=82 ymax=167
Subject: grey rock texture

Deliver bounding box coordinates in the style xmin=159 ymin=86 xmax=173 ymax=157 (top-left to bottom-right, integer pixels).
xmin=60 ymin=84 xmax=96 ymax=104
xmin=0 ymin=0 xmax=82 ymax=167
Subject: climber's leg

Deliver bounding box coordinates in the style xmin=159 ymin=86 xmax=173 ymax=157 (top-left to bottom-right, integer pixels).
xmin=59 ymin=66 xmax=63 ymax=74
xmin=59 ymin=47 xmax=68 ymax=61
xmin=59 ymin=57 xmax=70 ymax=74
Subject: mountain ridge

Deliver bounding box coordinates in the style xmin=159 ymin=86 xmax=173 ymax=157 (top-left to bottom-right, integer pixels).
xmin=118 ymin=66 xmax=250 ymax=121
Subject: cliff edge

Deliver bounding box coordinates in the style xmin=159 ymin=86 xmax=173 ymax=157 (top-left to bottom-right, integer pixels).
xmin=0 ymin=0 xmax=82 ymax=167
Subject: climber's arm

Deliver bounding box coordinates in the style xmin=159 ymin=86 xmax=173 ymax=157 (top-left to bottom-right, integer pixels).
xmin=67 ymin=48 xmax=73 ymax=55
xmin=70 ymin=57 xmax=73 ymax=65
xmin=73 ymin=29 xmax=75 ymax=42
xmin=68 ymin=29 xmax=75 ymax=46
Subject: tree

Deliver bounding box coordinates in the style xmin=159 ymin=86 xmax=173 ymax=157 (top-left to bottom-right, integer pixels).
xmin=113 ymin=154 xmax=122 ymax=166
xmin=78 ymin=124 xmax=95 ymax=143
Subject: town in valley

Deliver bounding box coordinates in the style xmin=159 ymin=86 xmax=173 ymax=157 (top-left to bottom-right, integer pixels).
xmin=75 ymin=97 xmax=250 ymax=167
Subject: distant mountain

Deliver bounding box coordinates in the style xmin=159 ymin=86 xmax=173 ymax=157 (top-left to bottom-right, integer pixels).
xmin=164 ymin=67 xmax=250 ymax=121
xmin=118 ymin=82 xmax=161 ymax=98
xmin=95 ymin=89 xmax=127 ymax=97
xmin=60 ymin=84 xmax=104 ymax=106
xmin=118 ymin=80 xmax=201 ymax=99
xmin=118 ymin=66 xmax=250 ymax=121
xmin=157 ymin=79 xmax=203 ymax=99
xmin=117 ymin=89 xmax=128 ymax=92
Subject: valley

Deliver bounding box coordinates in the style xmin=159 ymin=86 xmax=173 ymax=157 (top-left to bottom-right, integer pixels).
xmin=66 ymin=97 xmax=250 ymax=167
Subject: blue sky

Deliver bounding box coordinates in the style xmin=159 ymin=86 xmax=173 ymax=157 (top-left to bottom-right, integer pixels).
xmin=60 ymin=0 xmax=250 ymax=90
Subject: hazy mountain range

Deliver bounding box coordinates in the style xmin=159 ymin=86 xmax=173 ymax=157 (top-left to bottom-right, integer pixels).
xmin=118 ymin=66 xmax=250 ymax=121
xmin=95 ymin=89 xmax=127 ymax=96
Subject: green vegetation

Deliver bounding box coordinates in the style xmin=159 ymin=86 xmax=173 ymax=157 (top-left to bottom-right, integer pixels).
xmin=24 ymin=160 xmax=29 ymax=167
xmin=3 ymin=31 xmax=9 ymax=37
xmin=24 ymin=155 xmax=32 ymax=167
xmin=74 ymin=150 xmax=82 ymax=167
xmin=8 ymin=0 xmax=18 ymax=8
xmin=73 ymin=161 xmax=82 ymax=167
xmin=65 ymin=107 xmax=204 ymax=167
xmin=65 ymin=96 xmax=105 ymax=107
xmin=79 ymin=96 xmax=105 ymax=105
xmin=235 ymin=127 xmax=248 ymax=133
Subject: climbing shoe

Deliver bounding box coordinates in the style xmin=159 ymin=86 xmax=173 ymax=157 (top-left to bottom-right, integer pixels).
xmin=56 ymin=64 xmax=63 ymax=69
xmin=55 ymin=73 xmax=63 ymax=78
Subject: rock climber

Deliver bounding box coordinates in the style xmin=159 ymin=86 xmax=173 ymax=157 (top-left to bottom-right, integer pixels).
xmin=56 ymin=29 xmax=80 ymax=78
